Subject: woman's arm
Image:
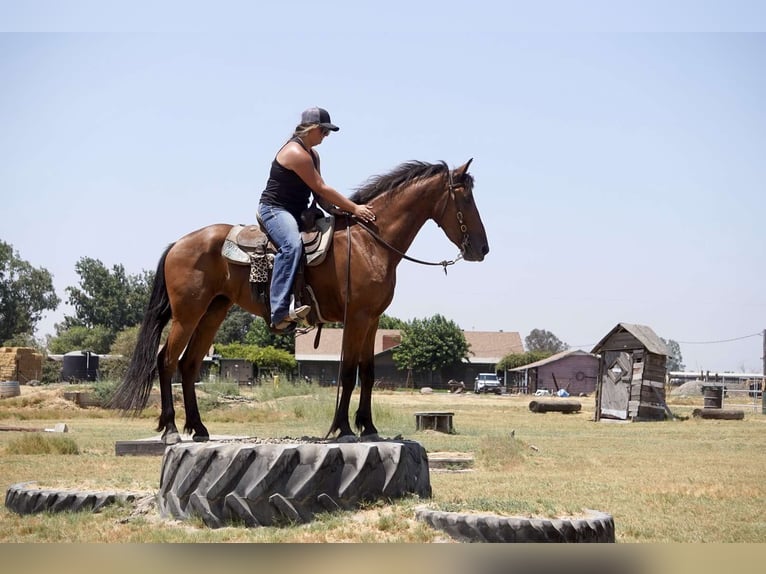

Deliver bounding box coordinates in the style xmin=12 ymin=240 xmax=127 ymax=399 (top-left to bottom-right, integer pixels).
xmin=280 ymin=143 xmax=376 ymax=222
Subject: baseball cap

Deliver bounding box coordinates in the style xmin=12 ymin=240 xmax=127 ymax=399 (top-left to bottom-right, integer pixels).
xmin=301 ymin=107 xmax=339 ymax=131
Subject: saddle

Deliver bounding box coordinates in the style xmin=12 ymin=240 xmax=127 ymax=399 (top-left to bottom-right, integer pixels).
xmin=221 ymin=214 xmax=335 ymax=328
xmin=222 ymin=215 xmax=334 ymax=267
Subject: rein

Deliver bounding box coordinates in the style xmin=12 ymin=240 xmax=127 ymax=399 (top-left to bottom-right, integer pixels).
xmin=326 ymin=216 xmax=353 ymax=439
xmin=354 ymin=168 xmax=469 ymax=275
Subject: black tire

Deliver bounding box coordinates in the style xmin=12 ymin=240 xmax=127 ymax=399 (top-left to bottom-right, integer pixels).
xmin=158 ymin=440 xmax=431 ymax=528
xmin=415 ymin=507 xmax=615 ymax=543
xmin=5 ymin=482 xmax=148 ymax=515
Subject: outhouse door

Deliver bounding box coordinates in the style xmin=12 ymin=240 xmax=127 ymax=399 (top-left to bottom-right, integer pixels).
xmin=599 ymin=351 xmax=632 ymax=419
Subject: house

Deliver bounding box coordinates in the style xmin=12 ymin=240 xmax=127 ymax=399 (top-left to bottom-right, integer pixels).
xmin=508 ymin=349 xmax=599 ymax=395
xmin=295 ymin=329 xmax=403 ymax=386
xmin=294 ymin=328 xmax=523 ymax=389
xmin=591 ymin=322 xmax=669 ymax=421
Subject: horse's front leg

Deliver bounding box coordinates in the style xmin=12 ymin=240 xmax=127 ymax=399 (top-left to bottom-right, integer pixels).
xmin=355 ymin=324 xmax=379 ymax=439
xmin=327 ymin=358 xmax=359 ymax=440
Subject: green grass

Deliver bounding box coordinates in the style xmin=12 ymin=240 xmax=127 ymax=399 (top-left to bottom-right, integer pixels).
xmin=1 ymin=383 xmax=765 ymax=542
xmin=5 ymin=433 xmax=79 ymax=455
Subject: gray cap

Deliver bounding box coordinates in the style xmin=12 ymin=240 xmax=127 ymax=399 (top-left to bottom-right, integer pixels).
xmin=301 ymin=107 xmax=339 ymax=131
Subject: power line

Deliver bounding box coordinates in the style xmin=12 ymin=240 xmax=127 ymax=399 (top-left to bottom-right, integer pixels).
xmin=675 ymin=332 xmax=762 ymax=345
xmin=570 ymin=331 xmax=762 ymax=349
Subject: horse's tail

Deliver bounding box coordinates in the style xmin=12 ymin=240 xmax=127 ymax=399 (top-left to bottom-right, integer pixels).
xmin=109 ymin=243 xmax=174 ymax=414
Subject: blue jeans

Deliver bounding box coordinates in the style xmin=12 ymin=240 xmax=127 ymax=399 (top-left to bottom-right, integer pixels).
xmin=257 ymin=203 xmax=303 ymax=325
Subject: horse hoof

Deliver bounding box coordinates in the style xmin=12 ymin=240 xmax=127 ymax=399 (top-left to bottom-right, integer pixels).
xmin=163 ymin=432 xmax=181 ymax=445
xmin=192 ymin=434 xmax=209 ymax=443
xmin=360 ymin=433 xmax=382 ymax=442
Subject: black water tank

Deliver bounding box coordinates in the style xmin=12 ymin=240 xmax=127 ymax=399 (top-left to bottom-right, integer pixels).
xmin=62 ymin=351 xmax=100 ymax=382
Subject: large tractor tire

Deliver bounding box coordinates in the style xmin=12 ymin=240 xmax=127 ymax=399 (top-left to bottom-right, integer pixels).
xmin=415 ymin=507 xmax=615 ymax=543
xmin=158 ymin=440 xmax=431 ymax=528
xmin=5 ymin=482 xmax=147 ymax=515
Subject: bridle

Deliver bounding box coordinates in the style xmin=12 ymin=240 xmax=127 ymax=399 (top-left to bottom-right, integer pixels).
xmin=436 ymin=167 xmax=472 ymax=254
xmin=354 ymin=167 xmax=470 ymax=274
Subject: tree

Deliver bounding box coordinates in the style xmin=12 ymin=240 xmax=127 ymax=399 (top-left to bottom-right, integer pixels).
xmin=244 ymin=316 xmax=295 ymax=353
xmin=661 ymin=338 xmax=685 ymax=371
xmin=63 ymin=257 xmax=153 ymax=336
xmin=497 ymin=351 xmax=553 ymax=371
xmin=378 ymin=314 xmax=406 ymax=329
xmin=0 ymin=240 xmax=60 ymax=343
xmin=525 ymin=328 xmax=568 ymax=354
xmin=215 ymin=306 xmax=258 ymax=345
xmin=215 ymin=342 xmax=296 ymax=374
xmin=392 ymin=314 xmax=470 ymax=376
xmin=46 ymin=325 xmax=114 ymax=355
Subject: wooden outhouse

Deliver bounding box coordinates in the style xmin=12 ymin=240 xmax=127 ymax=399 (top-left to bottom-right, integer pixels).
xmin=591 ymin=323 xmax=668 ymax=421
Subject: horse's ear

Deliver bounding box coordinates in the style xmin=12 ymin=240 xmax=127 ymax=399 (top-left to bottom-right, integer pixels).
xmin=456 ymin=158 xmax=473 ymax=179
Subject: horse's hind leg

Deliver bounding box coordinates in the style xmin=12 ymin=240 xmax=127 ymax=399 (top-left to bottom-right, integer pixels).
xmin=178 ymin=296 xmax=233 ymax=442
xmin=158 ymin=311 xmax=207 ymax=443
xmin=155 ymin=344 xmax=182 ymax=444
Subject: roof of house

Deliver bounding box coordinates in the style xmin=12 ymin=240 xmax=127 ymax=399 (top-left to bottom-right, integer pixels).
xmin=509 ymin=348 xmax=597 ymax=371
xmin=295 ymin=328 xmax=523 ymax=363
xmin=295 ymin=329 xmax=403 ymax=361
xmin=591 ymin=322 xmax=668 ymax=356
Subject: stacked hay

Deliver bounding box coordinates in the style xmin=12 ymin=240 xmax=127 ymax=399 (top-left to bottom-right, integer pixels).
xmin=0 ymin=347 xmax=43 ymax=383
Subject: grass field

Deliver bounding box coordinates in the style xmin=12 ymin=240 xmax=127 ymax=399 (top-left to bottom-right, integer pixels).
xmin=1 ymin=382 xmax=765 ymax=543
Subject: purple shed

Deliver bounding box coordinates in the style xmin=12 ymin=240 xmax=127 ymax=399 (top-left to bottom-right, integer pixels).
xmin=509 ymin=349 xmax=599 ymax=395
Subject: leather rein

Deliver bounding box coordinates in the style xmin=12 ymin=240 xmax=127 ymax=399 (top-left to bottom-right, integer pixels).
xmin=353 ymin=169 xmax=469 ymax=275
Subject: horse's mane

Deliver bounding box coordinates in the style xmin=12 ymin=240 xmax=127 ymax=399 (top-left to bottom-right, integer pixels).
xmin=350 ymin=161 xmax=464 ymax=204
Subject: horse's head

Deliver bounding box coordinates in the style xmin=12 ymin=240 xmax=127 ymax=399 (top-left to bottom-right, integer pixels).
xmin=433 ymin=159 xmax=489 ymax=262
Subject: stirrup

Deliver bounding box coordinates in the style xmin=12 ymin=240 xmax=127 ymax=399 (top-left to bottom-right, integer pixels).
xmin=289 ymin=304 xmax=311 ymax=321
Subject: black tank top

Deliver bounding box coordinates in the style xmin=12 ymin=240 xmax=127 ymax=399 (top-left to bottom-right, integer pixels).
xmin=259 ymin=137 xmax=319 ymax=220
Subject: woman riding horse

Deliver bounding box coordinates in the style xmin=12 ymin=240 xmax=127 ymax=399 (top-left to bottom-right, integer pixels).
xmin=257 ymin=107 xmax=376 ymax=332
xmin=110 ymin=156 xmax=488 ymax=444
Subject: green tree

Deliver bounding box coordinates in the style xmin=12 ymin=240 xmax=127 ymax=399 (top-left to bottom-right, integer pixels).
xmin=99 ymin=325 xmax=142 ymax=381
xmin=215 ymin=342 xmax=296 ymax=373
xmin=215 ymin=306 xmax=257 ymax=344
xmin=496 ymin=350 xmax=553 ymax=371
xmin=0 ymin=240 xmax=60 ymax=343
xmin=392 ymin=314 xmax=470 ymax=376
xmin=46 ymin=325 xmax=114 ymax=355
xmin=244 ymin=316 xmax=295 ymax=353
xmin=63 ymin=257 xmax=153 ymax=336
xmin=525 ymin=328 xmax=568 ymax=354
xmin=661 ymin=338 xmax=685 ymax=371
xmin=378 ymin=314 xmax=406 ymax=329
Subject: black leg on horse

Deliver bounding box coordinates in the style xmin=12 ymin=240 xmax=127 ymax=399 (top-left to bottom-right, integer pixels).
xmin=156 ymin=345 xmax=181 ymax=445
xmin=328 ymin=362 xmax=359 ymax=440
xmin=355 ymin=325 xmax=380 ymax=439
xmin=178 ymin=296 xmax=232 ymax=442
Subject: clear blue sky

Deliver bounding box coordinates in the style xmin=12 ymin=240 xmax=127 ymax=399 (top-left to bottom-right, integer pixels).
xmin=1 ymin=2 xmax=765 ymax=372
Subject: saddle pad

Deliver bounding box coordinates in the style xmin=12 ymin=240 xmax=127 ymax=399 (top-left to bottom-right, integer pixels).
xmin=305 ymin=216 xmax=334 ymax=266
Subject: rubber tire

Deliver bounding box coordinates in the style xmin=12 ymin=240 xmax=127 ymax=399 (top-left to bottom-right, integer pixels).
xmin=415 ymin=507 xmax=615 ymax=542
xmin=5 ymin=482 xmax=147 ymax=515
xmin=158 ymin=440 xmax=431 ymax=528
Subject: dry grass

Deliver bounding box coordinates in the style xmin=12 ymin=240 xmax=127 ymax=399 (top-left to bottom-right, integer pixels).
xmin=1 ymin=383 xmax=765 ymax=542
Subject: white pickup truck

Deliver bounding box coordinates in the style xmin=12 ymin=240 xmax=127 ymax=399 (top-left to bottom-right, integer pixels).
xmin=474 ymin=373 xmax=502 ymax=394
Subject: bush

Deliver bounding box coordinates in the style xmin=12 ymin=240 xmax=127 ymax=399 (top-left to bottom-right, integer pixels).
xmin=41 ymin=360 xmax=62 ymax=384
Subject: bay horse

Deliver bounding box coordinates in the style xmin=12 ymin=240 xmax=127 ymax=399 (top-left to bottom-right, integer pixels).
xmin=110 ymin=159 xmax=489 ymax=444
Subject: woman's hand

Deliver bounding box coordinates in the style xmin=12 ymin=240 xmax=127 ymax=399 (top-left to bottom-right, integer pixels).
xmin=353 ymin=204 xmax=376 ymax=223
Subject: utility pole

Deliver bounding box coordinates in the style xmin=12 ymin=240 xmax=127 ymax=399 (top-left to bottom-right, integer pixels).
xmin=762 ymin=329 xmax=765 ymax=414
